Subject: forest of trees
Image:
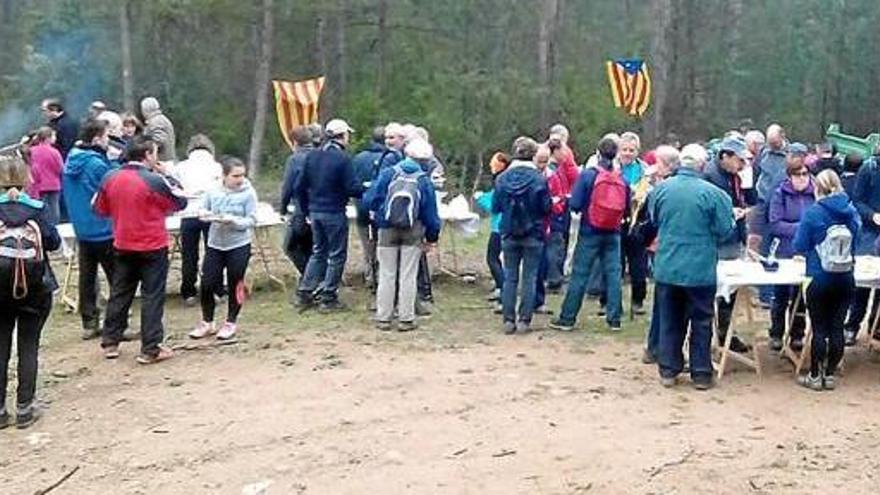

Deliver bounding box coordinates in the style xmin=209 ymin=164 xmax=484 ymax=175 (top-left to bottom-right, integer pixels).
xmin=1 ymin=0 xmax=879 ymax=189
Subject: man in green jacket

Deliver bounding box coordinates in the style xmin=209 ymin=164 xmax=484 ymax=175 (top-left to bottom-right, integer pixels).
xmin=648 ymin=147 xmax=736 ymax=390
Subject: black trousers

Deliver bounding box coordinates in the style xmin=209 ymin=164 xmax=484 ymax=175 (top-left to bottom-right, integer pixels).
xmin=283 ymin=215 xmax=313 ymax=276
xmin=622 ymin=230 xmax=648 ymax=305
xmin=417 ymin=252 xmax=433 ymax=302
xmin=180 ymin=218 xmax=211 ymax=299
xmin=78 ymin=239 xmax=116 ymax=330
xmin=201 ymin=244 xmax=251 ymax=324
xmin=486 ymin=232 xmax=504 ymax=291
xmin=844 ymin=287 xmax=880 ymax=335
xmin=0 ymin=292 xmax=52 ymax=411
xmin=807 ymin=275 xmax=853 ymax=377
xmin=102 ymin=249 xmax=169 ymax=356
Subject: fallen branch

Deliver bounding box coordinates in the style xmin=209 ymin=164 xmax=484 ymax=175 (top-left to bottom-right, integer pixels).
xmin=34 ymin=465 xmax=80 ymax=495
xmin=648 ymin=447 xmax=695 ymax=479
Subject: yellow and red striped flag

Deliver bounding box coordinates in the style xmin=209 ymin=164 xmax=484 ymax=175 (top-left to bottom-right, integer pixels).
xmin=272 ymin=76 xmax=326 ymax=149
xmin=606 ymin=59 xmax=651 ymax=117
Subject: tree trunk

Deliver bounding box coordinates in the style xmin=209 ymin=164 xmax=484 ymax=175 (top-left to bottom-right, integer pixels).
xmin=725 ymin=0 xmax=743 ymax=122
xmin=376 ymin=0 xmax=389 ymax=100
xmin=537 ymin=0 xmax=559 ymax=129
xmin=644 ymin=0 xmax=673 ymax=144
xmin=336 ymin=0 xmax=348 ymax=98
xmin=247 ymin=0 xmax=274 ymax=178
xmin=119 ymin=0 xmax=135 ymax=112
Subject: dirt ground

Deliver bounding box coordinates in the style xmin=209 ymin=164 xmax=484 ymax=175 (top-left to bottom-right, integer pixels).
xmin=2 ymin=274 xmax=879 ymax=495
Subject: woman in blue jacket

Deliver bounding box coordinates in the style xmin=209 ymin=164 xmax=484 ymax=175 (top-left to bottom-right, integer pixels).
xmin=793 ymin=170 xmax=860 ymax=391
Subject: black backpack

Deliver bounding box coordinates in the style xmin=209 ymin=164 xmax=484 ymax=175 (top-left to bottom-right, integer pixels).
xmin=0 ymin=219 xmax=46 ymax=299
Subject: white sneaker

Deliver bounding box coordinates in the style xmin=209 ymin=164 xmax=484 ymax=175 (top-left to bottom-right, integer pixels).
xmin=189 ymin=321 xmax=215 ymax=339
xmin=217 ymin=322 xmax=237 ymax=340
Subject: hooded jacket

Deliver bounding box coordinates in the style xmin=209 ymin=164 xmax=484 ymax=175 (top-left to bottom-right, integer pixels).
xmin=755 ymin=145 xmax=788 ymax=204
xmin=793 ymin=192 xmax=861 ymax=279
xmin=0 ymin=192 xmax=61 ymax=296
xmin=768 ymin=178 xmax=815 ymax=258
xmin=547 ymin=149 xmax=579 ymax=232
xmin=491 ymin=160 xmax=551 ymax=240
xmin=202 ymin=179 xmax=258 ymax=251
xmin=142 ymin=99 xmax=177 ymax=162
xmin=569 ymin=157 xmax=632 ymax=234
xmin=363 ymin=158 xmax=442 ymax=243
xmin=62 ymin=145 xmax=115 ymax=242
xmin=27 ymin=143 xmax=64 ymax=197
xmin=852 ymin=157 xmax=880 ymax=254
xmin=351 ymin=141 xmax=387 ymax=224
xmin=49 ymin=112 xmax=79 ymax=159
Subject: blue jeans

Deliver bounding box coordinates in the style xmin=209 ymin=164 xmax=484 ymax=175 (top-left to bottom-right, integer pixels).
xmin=486 ymin=232 xmax=504 ymax=291
xmin=501 ymin=236 xmax=542 ymax=324
xmin=547 ymin=218 xmax=569 ymax=289
xmin=655 ymin=283 xmax=715 ymax=380
xmin=558 ymin=232 xmax=622 ymax=326
xmin=297 ymin=212 xmax=348 ymax=302
xmin=534 ymin=240 xmax=548 ymax=309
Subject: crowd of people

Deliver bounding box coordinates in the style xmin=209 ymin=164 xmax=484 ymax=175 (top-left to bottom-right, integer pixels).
xmin=0 ymin=94 xmax=878 ymax=430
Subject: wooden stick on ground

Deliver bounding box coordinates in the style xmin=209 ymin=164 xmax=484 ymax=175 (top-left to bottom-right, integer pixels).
xmin=34 ymin=465 xmax=80 ymax=495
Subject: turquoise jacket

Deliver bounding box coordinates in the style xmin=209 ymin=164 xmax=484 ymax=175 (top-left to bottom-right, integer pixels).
xmin=475 ymin=189 xmax=501 ymax=233
xmin=648 ymin=168 xmax=736 ymax=287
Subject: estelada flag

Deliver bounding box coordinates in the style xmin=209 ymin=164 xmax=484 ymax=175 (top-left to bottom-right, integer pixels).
xmin=272 ymin=76 xmax=325 ymax=149
xmin=606 ymin=59 xmax=651 ymax=117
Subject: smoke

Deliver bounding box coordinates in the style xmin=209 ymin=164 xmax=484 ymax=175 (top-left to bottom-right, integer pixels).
xmin=0 ymin=104 xmax=34 ymax=146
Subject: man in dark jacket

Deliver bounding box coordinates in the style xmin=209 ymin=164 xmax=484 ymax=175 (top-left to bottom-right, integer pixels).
xmin=94 ymin=135 xmax=186 ymax=364
xmin=279 ymin=126 xmax=315 ymax=276
xmin=351 ymin=126 xmax=387 ymax=290
xmin=62 ymin=119 xmax=117 ymax=339
xmin=551 ymin=137 xmax=631 ymax=332
xmin=845 ymin=149 xmax=880 ymax=344
xmin=703 ymin=137 xmax=753 ymax=354
xmin=492 ymin=137 xmax=551 ymax=334
xmin=294 ymin=119 xmax=364 ymax=310
xmin=40 ymin=98 xmax=78 ymax=160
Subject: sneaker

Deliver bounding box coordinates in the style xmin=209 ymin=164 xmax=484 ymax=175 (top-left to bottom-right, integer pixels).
xmin=844 ymin=329 xmax=857 ymax=347
xmin=641 ymin=349 xmax=656 ymax=365
xmin=516 ymin=321 xmax=532 ymax=334
xmin=547 ymin=284 xmax=562 ymax=295
xmin=319 ymin=300 xmax=348 ymax=313
xmin=822 ymin=374 xmax=837 ymax=390
xmin=398 ymin=320 xmax=418 ymax=332
xmin=81 ymin=327 xmax=101 ymax=341
xmin=293 ymin=294 xmax=315 ymax=308
xmin=136 ymin=345 xmax=174 ymax=365
xmin=660 ymin=376 xmax=677 ymax=388
xmin=15 ymin=404 xmax=41 ymax=430
xmin=608 ymin=323 xmax=622 ymax=332
xmin=597 ymin=308 xmax=606 ymax=317
xmin=729 ymin=336 xmax=752 ymax=354
xmin=376 ymin=320 xmax=392 ymax=331
xmin=0 ymin=410 xmax=10 ymax=430
xmin=768 ymin=337 xmax=783 ymax=353
xmin=183 ymin=296 xmax=198 ymax=308
xmin=632 ymin=302 xmax=646 ymax=315
xmin=189 ymin=321 xmax=216 ymax=340
xmin=486 ymin=289 xmax=501 ymax=302
xmin=798 ymin=373 xmax=823 ymax=391
xmin=549 ymin=319 xmax=574 ymax=332
xmin=103 ymin=344 xmax=120 ymax=360
xmin=216 ymin=322 xmax=237 ymax=340
xmin=493 ymin=303 xmax=503 ymax=315
xmin=533 ymin=305 xmax=553 ymax=315
xmin=789 ymin=338 xmax=804 ymax=352
xmin=692 ymin=376 xmax=715 ymax=391
xmin=415 ymin=300 xmax=433 ymax=316
xmin=502 ymin=321 xmax=517 ymax=335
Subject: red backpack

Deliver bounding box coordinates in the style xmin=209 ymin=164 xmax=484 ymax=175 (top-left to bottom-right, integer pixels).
xmin=587 ymin=168 xmax=627 ymax=230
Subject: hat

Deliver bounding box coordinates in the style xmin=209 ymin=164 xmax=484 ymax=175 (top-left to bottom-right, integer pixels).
xmin=787 ymin=142 xmax=809 ymax=157
xmin=719 ymin=137 xmax=750 ymax=160
xmin=90 ymin=100 xmax=106 ymax=112
xmin=325 ymin=119 xmax=354 ymax=137
xmin=140 ymin=97 xmax=161 ymax=116
xmin=404 ymin=138 xmax=433 ymax=160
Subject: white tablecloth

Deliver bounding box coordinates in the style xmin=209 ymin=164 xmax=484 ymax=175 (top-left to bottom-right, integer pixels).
xmin=716 ymin=256 xmax=880 ymax=301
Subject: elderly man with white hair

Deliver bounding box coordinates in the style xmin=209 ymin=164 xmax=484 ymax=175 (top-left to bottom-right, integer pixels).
xmin=140 ymin=97 xmax=177 ymax=162
xmin=647 ymin=142 xmax=736 ymax=390
xmin=741 ymin=130 xmax=765 ymax=206
xmin=364 ymin=138 xmax=441 ymax=331
xmin=751 ymin=124 xmax=788 ymax=306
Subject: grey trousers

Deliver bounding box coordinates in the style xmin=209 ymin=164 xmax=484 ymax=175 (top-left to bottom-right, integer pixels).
xmin=376 ymin=227 xmax=423 ymax=323
xmin=356 ymin=223 xmax=377 ymax=287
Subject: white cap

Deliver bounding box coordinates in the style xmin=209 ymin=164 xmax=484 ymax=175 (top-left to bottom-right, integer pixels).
xmin=405 ymin=138 xmax=433 ymax=160
xmin=325 ymin=119 xmax=354 ymax=137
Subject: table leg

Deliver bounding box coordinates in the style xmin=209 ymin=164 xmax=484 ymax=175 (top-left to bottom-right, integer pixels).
xmin=256 ymin=226 xmax=285 ymax=290
xmin=60 ymin=248 xmax=77 ymax=312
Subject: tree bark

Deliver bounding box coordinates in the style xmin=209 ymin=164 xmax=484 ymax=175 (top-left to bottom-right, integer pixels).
xmin=644 ymin=0 xmax=673 ymax=144
xmin=247 ymin=0 xmax=274 ymax=178
xmin=119 ymin=0 xmax=135 ymax=112
xmin=336 ymin=0 xmax=348 ymax=97
xmin=376 ymin=0 xmax=389 ymax=100
xmin=537 ymin=0 xmax=559 ymax=129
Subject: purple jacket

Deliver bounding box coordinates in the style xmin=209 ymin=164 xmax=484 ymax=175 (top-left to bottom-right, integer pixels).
xmin=769 ymin=178 xmax=815 ymax=258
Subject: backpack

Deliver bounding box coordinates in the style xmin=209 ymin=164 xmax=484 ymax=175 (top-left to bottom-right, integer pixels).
xmin=0 ymin=219 xmax=45 ymax=299
xmin=384 ymin=166 xmax=423 ymax=229
xmin=587 ymin=168 xmax=627 ymax=230
xmin=507 ymin=189 xmax=532 ymax=238
xmin=816 ymin=224 xmax=854 ymax=273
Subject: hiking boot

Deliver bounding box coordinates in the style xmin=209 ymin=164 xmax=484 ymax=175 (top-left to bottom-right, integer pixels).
xmin=768 ymin=337 xmax=783 ymax=353
xmin=823 ymin=374 xmax=838 ymax=390
xmin=608 ymin=323 xmax=622 ymax=332
xmin=376 ymin=320 xmax=392 ymax=331
xmin=189 ymin=321 xmax=216 ymax=339
xmin=81 ymin=327 xmax=102 ymax=341
xmin=692 ymin=376 xmax=715 ymax=391
xmin=729 ymin=336 xmax=752 ymax=354
xmin=642 ymin=349 xmax=656 ymax=364
xmin=844 ymin=329 xmax=858 ymax=347
xmin=0 ymin=409 xmax=10 ymax=430
xmin=516 ymin=321 xmax=532 ymax=334
xmin=493 ymin=303 xmax=503 ymax=315
xmin=415 ymin=300 xmax=433 ymax=316
xmin=15 ymin=404 xmax=41 ymax=430
xmin=319 ymin=299 xmax=348 ymax=313
xmin=547 ymin=284 xmax=562 ymax=295
xmin=216 ymin=322 xmax=237 ymax=340
xmin=136 ymin=345 xmax=174 ymax=365
xmin=798 ymin=373 xmax=823 ymax=391
xmin=660 ymin=376 xmax=677 ymax=388
xmin=533 ymin=305 xmax=553 ymax=315
xmin=103 ymin=344 xmax=120 ymax=360
xmin=597 ymin=308 xmax=606 ymax=317
xmin=632 ymin=302 xmax=646 ymax=315
xmin=293 ymin=294 xmax=315 ymax=308
xmin=549 ymin=319 xmax=574 ymax=332
xmin=789 ymin=338 xmax=804 ymax=352
xmin=398 ymin=320 xmax=418 ymax=332
xmin=502 ymin=321 xmax=517 ymax=335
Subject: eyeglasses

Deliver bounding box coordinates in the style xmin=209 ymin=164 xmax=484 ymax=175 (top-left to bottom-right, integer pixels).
xmin=790 ymin=171 xmax=810 ymax=177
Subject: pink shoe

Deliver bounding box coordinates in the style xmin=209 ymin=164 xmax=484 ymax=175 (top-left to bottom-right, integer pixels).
xmin=217 ymin=322 xmax=237 ymax=340
xmin=189 ymin=321 xmax=216 ymax=339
